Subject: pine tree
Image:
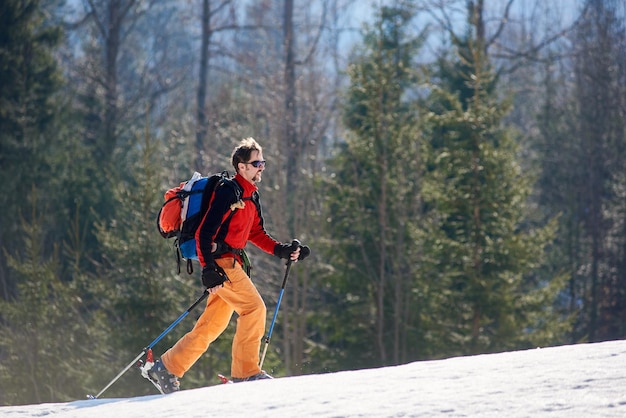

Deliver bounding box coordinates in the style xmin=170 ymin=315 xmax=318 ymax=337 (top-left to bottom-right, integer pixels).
xmin=569 ymin=0 xmax=626 ymax=342
xmin=320 ymin=2 xmax=428 ymax=367
xmin=420 ymin=33 xmax=569 ymax=356
xmin=0 ymin=192 xmax=109 ymax=405
xmin=0 ymin=0 xmax=63 ymax=299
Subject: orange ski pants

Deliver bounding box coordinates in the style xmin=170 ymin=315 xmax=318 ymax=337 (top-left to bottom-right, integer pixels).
xmin=161 ymin=257 xmax=266 ymax=380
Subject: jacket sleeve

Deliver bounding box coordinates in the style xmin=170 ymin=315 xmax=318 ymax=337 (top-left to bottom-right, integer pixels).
xmin=196 ymin=183 xmax=238 ymax=268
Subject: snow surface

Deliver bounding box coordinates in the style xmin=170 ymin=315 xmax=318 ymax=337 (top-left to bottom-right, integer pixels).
xmin=2 ymin=340 xmax=626 ymax=417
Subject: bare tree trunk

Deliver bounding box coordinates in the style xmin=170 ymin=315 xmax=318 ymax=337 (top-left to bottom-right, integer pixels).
xmin=469 ymin=0 xmax=485 ymax=52
xmin=377 ymin=167 xmax=388 ymax=364
xmin=375 ymin=16 xmax=388 ymax=364
xmin=284 ymin=0 xmax=297 ymax=205
xmin=85 ymin=0 xmax=141 ymax=161
xmin=278 ymin=0 xmax=331 ymax=375
xmin=282 ymin=0 xmax=296 ymax=375
xmin=196 ymin=0 xmax=211 ymax=171
xmin=103 ymin=0 xmax=121 ymax=161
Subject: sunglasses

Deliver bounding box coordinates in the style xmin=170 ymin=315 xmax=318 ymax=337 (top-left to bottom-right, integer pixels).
xmin=244 ymin=160 xmax=266 ymax=168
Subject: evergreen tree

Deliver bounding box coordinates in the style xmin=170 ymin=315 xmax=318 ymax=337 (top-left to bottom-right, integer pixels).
xmin=533 ymin=0 xmax=626 ymax=344
xmin=0 ymin=192 xmax=108 ymax=405
xmin=420 ymin=32 xmax=569 ymax=356
xmin=0 ymin=0 xmax=62 ymax=298
xmin=320 ymin=2 xmax=428 ymax=368
xmin=569 ymin=0 xmax=626 ymax=342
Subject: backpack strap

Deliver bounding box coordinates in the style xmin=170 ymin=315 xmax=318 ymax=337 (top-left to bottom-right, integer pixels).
xmin=239 ymin=191 xmax=260 ymax=215
xmin=210 ymin=181 xmax=258 ymax=275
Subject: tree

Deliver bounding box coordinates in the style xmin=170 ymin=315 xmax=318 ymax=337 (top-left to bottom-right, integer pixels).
xmin=0 ymin=193 xmax=109 ymax=405
xmin=565 ymin=0 xmax=626 ymax=342
xmin=531 ymin=0 xmax=626 ymax=344
xmin=56 ymin=0 xmax=194 ymax=277
xmin=195 ymin=0 xmax=248 ymax=169
xmin=0 ymin=0 xmax=62 ymax=299
xmin=74 ymin=0 xmax=166 ymax=163
xmin=420 ymin=10 xmax=568 ymax=355
xmin=321 ymin=2 xmax=427 ymax=367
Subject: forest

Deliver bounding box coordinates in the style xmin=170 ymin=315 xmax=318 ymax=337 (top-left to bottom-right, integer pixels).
xmin=1 ymin=0 xmax=625 ymax=406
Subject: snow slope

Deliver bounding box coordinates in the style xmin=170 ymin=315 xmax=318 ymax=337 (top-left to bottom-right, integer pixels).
xmin=2 ymin=340 xmax=626 ymax=417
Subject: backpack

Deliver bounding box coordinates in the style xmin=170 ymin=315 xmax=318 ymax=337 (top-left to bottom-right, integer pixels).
xmin=157 ymin=170 xmax=242 ymax=274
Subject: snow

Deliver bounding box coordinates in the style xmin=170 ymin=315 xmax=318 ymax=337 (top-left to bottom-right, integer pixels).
xmin=2 ymin=340 xmax=626 ymax=417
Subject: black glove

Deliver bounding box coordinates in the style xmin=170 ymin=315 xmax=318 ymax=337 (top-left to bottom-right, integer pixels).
xmin=202 ymin=260 xmax=228 ymax=288
xmin=298 ymin=245 xmax=311 ymax=261
xmin=274 ymin=240 xmax=301 ymax=260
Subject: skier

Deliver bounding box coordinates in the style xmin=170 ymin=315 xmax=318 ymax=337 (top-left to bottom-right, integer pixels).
xmin=148 ymin=137 xmax=307 ymax=393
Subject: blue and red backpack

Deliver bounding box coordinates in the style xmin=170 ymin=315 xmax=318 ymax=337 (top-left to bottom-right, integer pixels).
xmin=157 ymin=171 xmax=242 ymax=274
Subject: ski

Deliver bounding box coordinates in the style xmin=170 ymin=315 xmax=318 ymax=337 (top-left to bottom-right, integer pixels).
xmin=218 ymin=373 xmax=234 ymax=384
xmin=217 ymin=372 xmax=274 ymax=383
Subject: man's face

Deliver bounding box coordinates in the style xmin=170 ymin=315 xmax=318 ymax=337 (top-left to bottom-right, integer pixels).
xmin=240 ymin=150 xmax=265 ymax=184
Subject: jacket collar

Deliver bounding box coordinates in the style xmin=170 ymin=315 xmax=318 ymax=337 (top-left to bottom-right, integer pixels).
xmin=234 ymin=173 xmax=258 ymax=197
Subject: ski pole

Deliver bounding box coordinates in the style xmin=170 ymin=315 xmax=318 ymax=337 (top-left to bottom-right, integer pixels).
xmin=259 ymin=258 xmax=292 ymax=369
xmin=88 ymin=289 xmax=209 ymax=399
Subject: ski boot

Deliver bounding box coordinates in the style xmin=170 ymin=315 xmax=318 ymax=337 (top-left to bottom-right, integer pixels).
xmin=148 ymin=359 xmax=180 ymax=394
xmin=140 ymin=350 xmax=180 ymax=394
xmin=232 ymin=371 xmax=273 ymax=382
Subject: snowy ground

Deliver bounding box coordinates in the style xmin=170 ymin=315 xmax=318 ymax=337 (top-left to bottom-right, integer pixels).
xmin=2 ymin=340 xmax=626 ymax=417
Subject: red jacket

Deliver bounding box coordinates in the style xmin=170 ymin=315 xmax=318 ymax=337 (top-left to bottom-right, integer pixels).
xmin=195 ymin=173 xmax=279 ymax=267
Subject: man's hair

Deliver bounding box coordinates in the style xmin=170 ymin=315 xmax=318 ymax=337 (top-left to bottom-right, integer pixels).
xmin=232 ymin=137 xmax=262 ymax=172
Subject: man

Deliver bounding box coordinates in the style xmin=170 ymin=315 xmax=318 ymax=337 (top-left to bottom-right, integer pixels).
xmin=149 ymin=137 xmax=309 ymax=392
